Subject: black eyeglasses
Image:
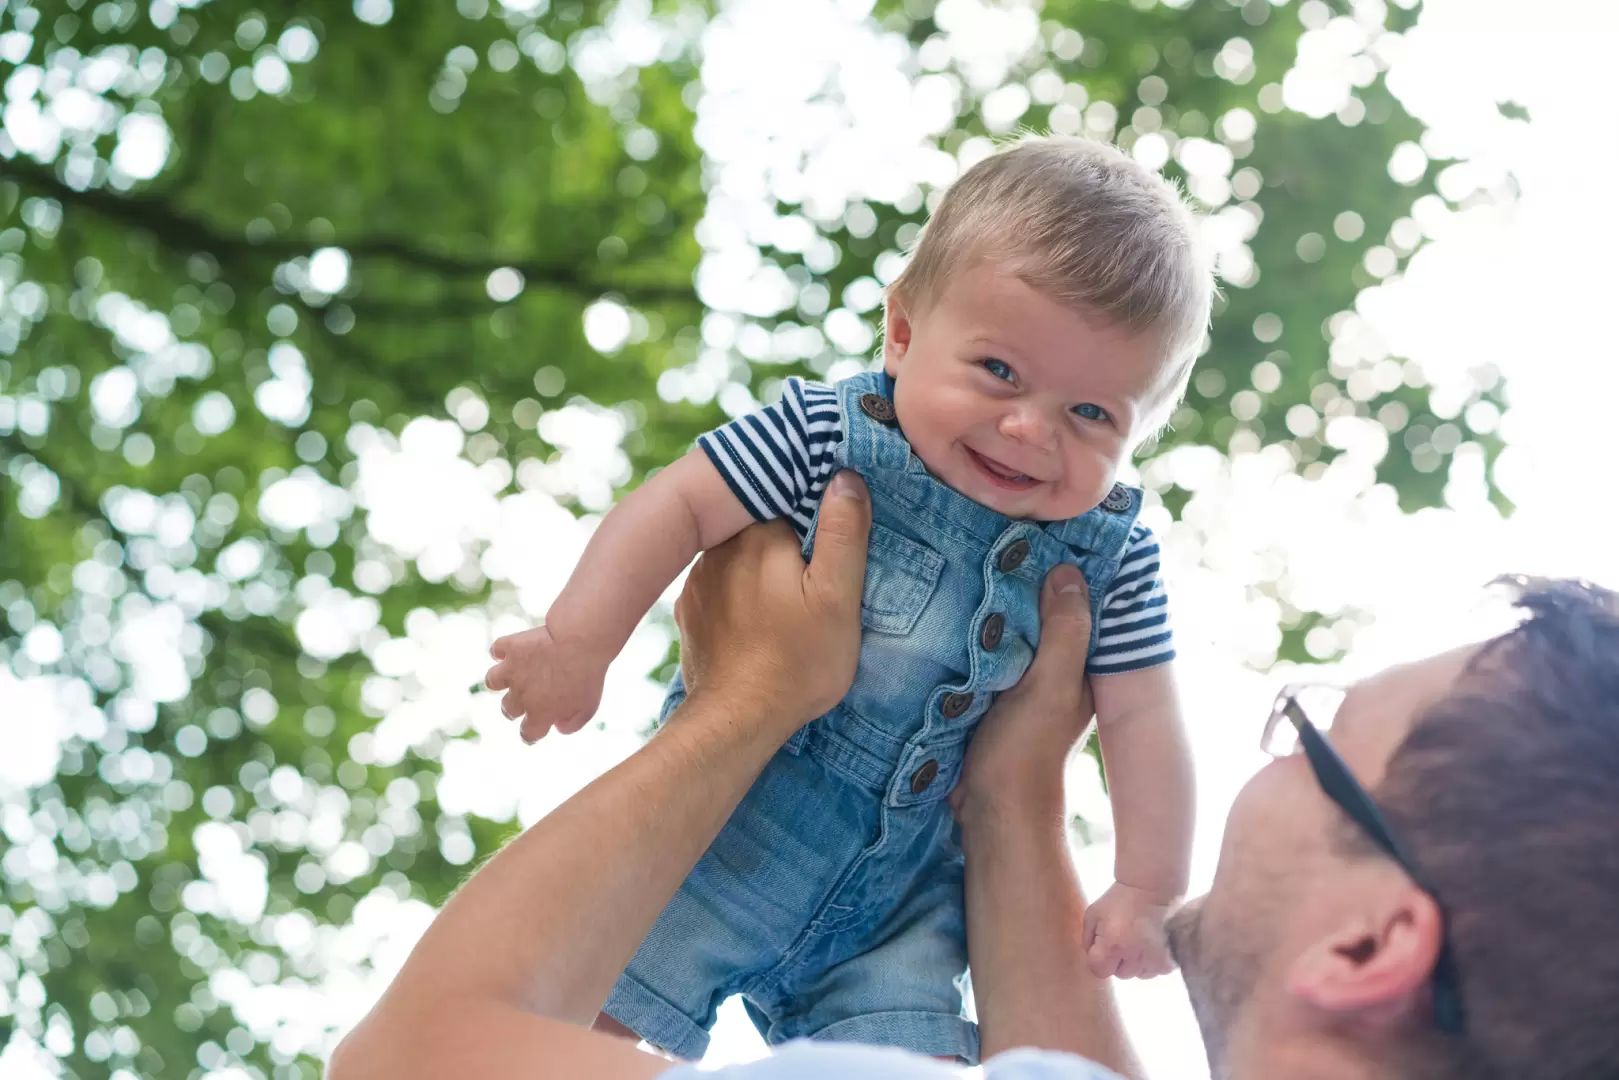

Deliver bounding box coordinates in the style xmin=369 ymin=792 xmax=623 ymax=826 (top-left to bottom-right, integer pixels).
xmin=1262 ymin=684 xmax=1466 ymax=1035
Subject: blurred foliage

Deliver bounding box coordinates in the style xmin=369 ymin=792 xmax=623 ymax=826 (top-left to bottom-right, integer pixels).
xmin=0 ymin=0 xmax=1509 ymax=1076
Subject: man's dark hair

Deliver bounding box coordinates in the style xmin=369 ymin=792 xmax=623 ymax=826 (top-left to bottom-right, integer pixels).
xmin=1375 ymin=576 xmax=1619 ymax=1079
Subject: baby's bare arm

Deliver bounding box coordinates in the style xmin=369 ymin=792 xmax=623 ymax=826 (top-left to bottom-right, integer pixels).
xmin=544 ymin=448 xmax=756 ymax=654
xmin=1090 ymin=662 xmax=1194 ymax=901
xmin=486 ymin=450 xmax=758 ymax=739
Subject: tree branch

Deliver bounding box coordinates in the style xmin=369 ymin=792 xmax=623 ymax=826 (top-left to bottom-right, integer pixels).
xmin=2 ymin=157 xmax=698 ymax=305
xmin=1 ymin=430 xmax=306 ymax=666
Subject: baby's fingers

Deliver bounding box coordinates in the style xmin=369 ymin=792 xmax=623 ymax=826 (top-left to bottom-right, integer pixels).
xmin=1086 ymin=939 xmax=1120 ymax=980
xmin=485 ymin=662 xmax=511 ymax=691
xmin=519 ymin=711 xmax=553 ymax=744
xmin=1144 ymin=951 xmax=1177 ymax=978
xmin=1081 ymin=906 xmax=1102 ymax=949
xmin=554 ymin=710 xmax=591 ymax=736
xmin=490 ymin=637 xmax=511 ymax=661
xmin=1140 ymin=937 xmax=1177 ymax=978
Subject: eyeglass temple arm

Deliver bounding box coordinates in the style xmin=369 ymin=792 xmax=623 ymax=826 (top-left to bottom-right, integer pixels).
xmin=1290 ymin=707 xmax=1466 ymax=1033
xmin=1289 ymin=705 xmax=1420 ymax=870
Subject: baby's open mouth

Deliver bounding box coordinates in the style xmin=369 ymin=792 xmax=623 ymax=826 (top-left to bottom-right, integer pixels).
xmin=966 ymin=447 xmax=1039 ymax=490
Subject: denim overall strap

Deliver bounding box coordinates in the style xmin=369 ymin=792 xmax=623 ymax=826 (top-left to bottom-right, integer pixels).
xmin=806 ymin=369 xmax=1145 ymax=648
xmin=825 ymin=369 xmax=912 ymax=479
xmin=1044 ymin=482 xmax=1143 ymax=620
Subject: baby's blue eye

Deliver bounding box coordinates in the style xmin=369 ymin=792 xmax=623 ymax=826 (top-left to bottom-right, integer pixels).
xmin=1072 ymin=402 xmax=1109 ymax=422
xmin=982 ymin=358 xmax=1014 ymax=382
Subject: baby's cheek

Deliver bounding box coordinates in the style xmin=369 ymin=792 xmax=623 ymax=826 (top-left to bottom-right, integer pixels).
xmin=1074 ymin=454 xmax=1124 ymax=510
xmin=1046 ymin=474 xmax=1115 ymax=519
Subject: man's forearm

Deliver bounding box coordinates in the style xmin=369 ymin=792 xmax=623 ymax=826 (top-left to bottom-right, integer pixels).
xmin=961 ymin=784 xmax=1146 ymax=1078
xmin=369 ymin=688 xmax=790 ymax=1026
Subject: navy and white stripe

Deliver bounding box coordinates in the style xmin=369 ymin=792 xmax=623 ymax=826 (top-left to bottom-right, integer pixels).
xmin=1089 ymin=524 xmax=1174 ymax=675
xmin=698 ymin=377 xmax=844 ymax=536
xmin=698 ymin=377 xmax=1175 ymax=674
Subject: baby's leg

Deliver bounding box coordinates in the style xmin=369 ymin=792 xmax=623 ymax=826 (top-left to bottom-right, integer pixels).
xmin=765 ymin=871 xmax=978 ymax=1062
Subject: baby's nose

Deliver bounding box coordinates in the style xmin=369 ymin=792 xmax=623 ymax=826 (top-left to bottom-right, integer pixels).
xmin=1000 ymin=406 xmax=1055 ymax=447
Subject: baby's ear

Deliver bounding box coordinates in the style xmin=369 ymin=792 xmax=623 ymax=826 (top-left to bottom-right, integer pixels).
xmin=882 ymin=294 xmax=913 ymax=376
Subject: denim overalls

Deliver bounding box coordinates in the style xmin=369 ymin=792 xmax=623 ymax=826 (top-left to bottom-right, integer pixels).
xmin=604 ymin=370 xmax=1142 ymax=1063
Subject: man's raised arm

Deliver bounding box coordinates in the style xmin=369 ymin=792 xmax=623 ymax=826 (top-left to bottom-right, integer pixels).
xmin=953 ymin=567 xmax=1146 ymax=1079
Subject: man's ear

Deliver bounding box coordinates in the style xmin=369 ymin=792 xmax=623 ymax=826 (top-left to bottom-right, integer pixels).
xmin=1286 ymin=882 xmax=1444 ymax=1027
xmin=882 ymin=293 xmax=913 ymax=376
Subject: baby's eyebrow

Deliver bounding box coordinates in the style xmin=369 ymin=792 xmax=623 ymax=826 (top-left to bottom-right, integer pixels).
xmin=967 ymin=335 xmax=1026 ymax=360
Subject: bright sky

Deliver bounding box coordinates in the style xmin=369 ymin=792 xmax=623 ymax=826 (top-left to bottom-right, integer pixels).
xmin=1 ymin=0 xmax=1616 ymax=1076
xmin=689 ymin=0 xmax=1619 ymax=1074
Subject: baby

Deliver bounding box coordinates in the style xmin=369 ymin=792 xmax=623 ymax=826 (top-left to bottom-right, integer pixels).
xmin=485 ymin=135 xmax=1213 ymax=1063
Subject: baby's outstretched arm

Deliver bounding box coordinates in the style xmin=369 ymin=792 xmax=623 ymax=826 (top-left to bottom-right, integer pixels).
xmin=485 ymin=449 xmax=754 ymax=742
xmin=1082 ymin=662 xmax=1194 ymax=979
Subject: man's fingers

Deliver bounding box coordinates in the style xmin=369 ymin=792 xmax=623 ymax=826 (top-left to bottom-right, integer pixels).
xmin=804 ymin=471 xmax=871 ymax=616
xmin=1025 ymin=564 xmax=1091 ymax=689
xmin=1039 ymin=563 xmax=1091 ymax=641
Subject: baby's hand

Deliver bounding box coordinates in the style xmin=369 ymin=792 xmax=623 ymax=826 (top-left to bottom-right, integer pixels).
xmin=1081 ymin=881 xmax=1178 ymax=980
xmin=484 ymin=625 xmax=608 ymax=743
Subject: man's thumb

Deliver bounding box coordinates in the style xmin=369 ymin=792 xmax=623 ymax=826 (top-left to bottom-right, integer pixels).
xmin=1031 ymin=564 xmax=1092 ymax=673
xmin=806 ymin=470 xmax=871 ymax=612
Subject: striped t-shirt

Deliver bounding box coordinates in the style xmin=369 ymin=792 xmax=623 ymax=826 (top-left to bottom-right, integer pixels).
xmin=698 ymin=378 xmax=1174 ymax=676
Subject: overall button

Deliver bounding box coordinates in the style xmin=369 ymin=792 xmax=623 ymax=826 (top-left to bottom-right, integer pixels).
xmin=941 ymin=691 xmax=974 ymax=718
xmin=980 ymin=612 xmax=1005 ymax=651
xmin=910 ymin=758 xmax=940 ymax=795
xmin=1101 ymin=484 xmax=1134 ymax=513
xmin=858 ymin=393 xmax=898 ymax=425
xmin=997 ymin=538 xmax=1031 ymax=573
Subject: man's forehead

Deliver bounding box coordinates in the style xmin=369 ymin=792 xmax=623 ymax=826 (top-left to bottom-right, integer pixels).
xmin=1334 ymin=643 xmax=1484 ymax=773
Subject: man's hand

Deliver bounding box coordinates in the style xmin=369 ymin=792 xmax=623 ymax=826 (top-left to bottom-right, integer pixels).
xmin=951 ymin=564 xmax=1095 ymax=821
xmin=675 ymin=470 xmax=871 ymax=736
xmin=954 ymin=565 xmax=1147 ymax=1075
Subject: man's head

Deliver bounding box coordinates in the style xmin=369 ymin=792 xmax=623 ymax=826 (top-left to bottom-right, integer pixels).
xmin=1168 ymin=577 xmax=1619 ymax=1078
xmin=881 ymin=135 xmax=1212 ymax=521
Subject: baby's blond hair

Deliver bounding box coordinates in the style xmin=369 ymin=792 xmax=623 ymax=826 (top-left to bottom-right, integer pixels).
xmin=889 ymin=134 xmax=1214 ymax=416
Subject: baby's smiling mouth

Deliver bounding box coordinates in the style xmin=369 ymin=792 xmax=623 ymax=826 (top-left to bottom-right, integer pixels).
xmin=966 ymin=447 xmax=1040 ymax=491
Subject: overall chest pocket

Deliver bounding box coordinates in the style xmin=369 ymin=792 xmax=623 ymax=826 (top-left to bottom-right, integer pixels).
xmin=860 ymin=522 xmax=945 ymax=636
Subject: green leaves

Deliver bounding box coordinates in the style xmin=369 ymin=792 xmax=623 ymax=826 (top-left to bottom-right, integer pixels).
xmin=0 ymin=0 xmax=1507 ymax=1074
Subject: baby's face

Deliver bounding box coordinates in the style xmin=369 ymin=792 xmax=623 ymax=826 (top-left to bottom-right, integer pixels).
xmin=884 ymin=259 xmax=1173 ymax=522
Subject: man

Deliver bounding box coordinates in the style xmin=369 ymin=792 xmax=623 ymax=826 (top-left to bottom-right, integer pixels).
xmin=1167 ymin=575 xmax=1619 ymax=1077
xmin=330 ymin=472 xmax=1619 ymax=1079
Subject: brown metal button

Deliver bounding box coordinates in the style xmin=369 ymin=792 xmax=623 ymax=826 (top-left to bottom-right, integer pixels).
xmin=1101 ymin=484 xmax=1134 ymax=514
xmin=941 ymin=691 xmax=974 ymax=718
xmin=858 ymin=393 xmax=897 ymax=426
xmin=980 ymin=612 xmax=1005 ymax=651
xmin=910 ymin=758 xmax=940 ymax=794
xmin=997 ymin=538 xmax=1031 ymax=573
